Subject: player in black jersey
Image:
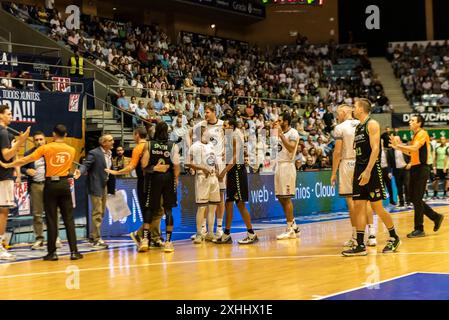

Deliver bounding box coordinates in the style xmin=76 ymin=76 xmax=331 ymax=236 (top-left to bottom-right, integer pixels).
xmin=342 ymin=99 xmax=401 ymax=256
xmin=140 ymin=122 xmax=180 ymax=253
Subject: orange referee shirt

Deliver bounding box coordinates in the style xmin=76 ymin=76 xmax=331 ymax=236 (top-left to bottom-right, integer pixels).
xmin=26 ymin=142 xmax=76 ymax=177
xmin=410 ymin=129 xmax=431 ymax=167
xmin=129 ymin=141 xmax=146 ymax=168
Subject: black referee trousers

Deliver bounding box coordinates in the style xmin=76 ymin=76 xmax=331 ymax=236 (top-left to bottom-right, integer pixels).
xmin=44 ymin=179 xmax=78 ymax=253
xmin=410 ymin=165 xmax=439 ymax=231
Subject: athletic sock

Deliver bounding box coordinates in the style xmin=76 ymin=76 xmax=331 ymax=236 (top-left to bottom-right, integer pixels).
xmin=217 ymin=218 xmax=223 ymax=229
xmin=143 ymin=229 xmax=149 ymax=240
xmin=287 ymin=221 xmax=294 ymax=229
xmin=167 ymin=231 xmax=173 ymax=242
xmin=356 ymin=231 xmax=365 ymax=247
xmin=388 ymin=227 xmax=399 ymax=240
xmin=367 ymin=224 xmax=376 ymax=237
xmin=224 ymin=228 xmax=231 ymax=235
xmin=247 ymin=229 xmax=254 ymax=234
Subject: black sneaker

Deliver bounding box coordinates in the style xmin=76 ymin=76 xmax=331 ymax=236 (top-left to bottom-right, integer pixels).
xmin=382 ymin=237 xmax=401 ymax=253
xmin=434 ymin=214 xmax=445 ymax=232
xmin=342 ymin=245 xmax=367 ymax=257
xmin=407 ymin=230 xmax=426 ymax=238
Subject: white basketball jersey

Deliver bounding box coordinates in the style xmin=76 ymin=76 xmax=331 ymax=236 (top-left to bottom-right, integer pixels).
xmin=190 ymin=141 xmax=217 ymax=173
xmin=334 ymin=119 xmax=359 ymax=160
xmin=276 ymin=128 xmax=300 ymax=162
xmin=193 ymin=120 xmax=225 ymax=162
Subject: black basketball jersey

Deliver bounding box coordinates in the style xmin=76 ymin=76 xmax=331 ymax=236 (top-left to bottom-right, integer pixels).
xmin=354 ymin=117 xmax=380 ymax=165
xmin=149 ymin=140 xmax=174 ymax=173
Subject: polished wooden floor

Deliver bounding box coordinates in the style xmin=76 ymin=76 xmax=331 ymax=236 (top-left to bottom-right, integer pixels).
xmin=2 ymin=207 xmax=449 ymax=300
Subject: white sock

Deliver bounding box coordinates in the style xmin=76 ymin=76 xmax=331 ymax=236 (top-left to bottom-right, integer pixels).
xmin=196 ymin=207 xmax=207 ymax=235
xmin=292 ymin=219 xmax=297 ymax=229
xmin=217 ymin=218 xmax=223 ymax=229
xmin=367 ymin=224 xmax=376 ymax=237
xmin=287 ymin=221 xmax=294 ymax=229
xmin=207 ymin=205 xmax=217 ymax=234
xmin=352 ymin=227 xmax=357 ymax=239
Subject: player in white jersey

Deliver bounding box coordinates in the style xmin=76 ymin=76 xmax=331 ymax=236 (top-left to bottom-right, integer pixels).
xmin=190 ymin=104 xmax=225 ymax=240
xmin=187 ymin=124 xmax=221 ymax=244
xmin=331 ymin=104 xmax=376 ymax=248
xmin=273 ymin=112 xmax=301 ymax=240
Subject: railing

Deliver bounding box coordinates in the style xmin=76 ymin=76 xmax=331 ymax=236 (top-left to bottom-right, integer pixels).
xmin=0 ymin=75 xmax=84 ymax=93
xmin=84 ymin=92 xmax=152 ymax=146
xmin=0 ymin=58 xmax=96 ymax=79
xmin=0 ymin=41 xmax=60 ymax=57
xmin=0 ymin=26 xmax=12 ymax=48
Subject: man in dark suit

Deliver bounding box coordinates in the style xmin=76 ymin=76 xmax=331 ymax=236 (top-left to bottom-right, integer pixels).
xmin=79 ymin=134 xmax=116 ymax=248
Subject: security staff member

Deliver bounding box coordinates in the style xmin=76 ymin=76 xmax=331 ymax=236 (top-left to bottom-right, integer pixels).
xmin=390 ymin=115 xmax=445 ymax=238
xmin=69 ymin=50 xmax=84 ymax=77
xmin=0 ymin=124 xmax=83 ymax=261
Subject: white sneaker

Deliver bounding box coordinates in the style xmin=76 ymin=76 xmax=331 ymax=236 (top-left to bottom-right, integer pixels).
xmin=367 ymin=235 xmax=377 ymax=247
xmin=31 ymin=239 xmax=45 ymax=250
xmin=205 ymin=232 xmax=216 ymax=242
xmin=238 ymin=232 xmax=258 ymax=244
xmin=191 ymin=227 xmax=207 ymax=240
xmin=293 ymin=225 xmax=301 ymax=237
xmin=193 ymin=234 xmax=204 ymax=244
xmin=164 ymin=241 xmax=174 ymax=253
xmin=0 ymin=246 xmax=16 ymax=261
xmin=56 ymin=237 xmax=62 ymax=249
xmin=344 ymin=238 xmax=357 ymax=247
xmin=215 ymin=228 xmax=224 ymax=239
xmin=138 ymin=238 xmax=149 ymax=252
xmin=276 ymin=228 xmax=296 ymax=240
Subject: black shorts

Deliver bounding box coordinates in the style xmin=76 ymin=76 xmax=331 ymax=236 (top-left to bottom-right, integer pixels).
xmin=144 ymin=172 xmax=177 ymax=211
xmin=226 ymin=164 xmax=249 ymax=203
xmin=352 ymin=162 xmax=387 ymax=202
xmin=433 ymin=169 xmax=448 ymax=181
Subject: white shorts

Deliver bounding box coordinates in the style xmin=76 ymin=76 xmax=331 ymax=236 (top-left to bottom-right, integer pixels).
xmin=218 ymin=163 xmax=226 ymax=191
xmin=339 ymin=159 xmax=355 ymax=196
xmin=275 ymin=162 xmax=297 ymax=198
xmin=195 ymin=174 xmax=221 ymax=205
xmin=0 ymin=180 xmax=15 ymax=208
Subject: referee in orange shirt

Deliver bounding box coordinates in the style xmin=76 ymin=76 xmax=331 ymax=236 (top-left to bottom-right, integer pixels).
xmin=390 ymin=115 xmax=444 ymax=238
xmin=0 ymin=124 xmax=83 ymax=261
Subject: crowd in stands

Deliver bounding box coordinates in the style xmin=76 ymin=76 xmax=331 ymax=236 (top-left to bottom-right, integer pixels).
xmin=389 ymin=41 xmax=449 ymax=111
xmin=3 ymin=1 xmax=396 ymax=172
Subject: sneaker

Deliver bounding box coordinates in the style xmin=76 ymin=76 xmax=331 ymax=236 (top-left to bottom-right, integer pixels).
xmin=214 ymin=233 xmax=232 ymax=244
xmin=367 ymin=235 xmax=377 ymax=247
xmin=138 ymin=238 xmax=149 ymax=252
xmin=238 ymin=232 xmax=258 ymax=245
xmin=193 ymin=234 xmax=204 ymax=244
xmin=407 ymin=230 xmax=426 ymax=238
xmin=0 ymin=246 xmax=16 ymax=261
xmin=93 ymin=239 xmax=109 ymax=249
xmin=149 ymin=239 xmax=164 ymax=249
xmin=130 ymin=232 xmax=141 ymax=246
xmin=293 ymin=226 xmax=301 ymax=236
xmin=205 ymin=232 xmax=216 ymax=242
xmin=56 ymin=237 xmax=62 ymax=249
xmin=342 ymin=244 xmax=367 ymax=257
xmin=434 ymin=214 xmax=445 ymax=232
xmin=164 ymin=241 xmax=174 ymax=253
xmin=382 ymin=237 xmax=401 ymax=253
xmin=31 ymin=239 xmax=45 ymax=250
xmin=344 ymin=238 xmax=357 ymax=247
xmin=276 ymin=228 xmax=296 ymax=240
xmin=191 ymin=227 xmax=207 ymax=240
xmin=215 ymin=228 xmax=224 ymax=239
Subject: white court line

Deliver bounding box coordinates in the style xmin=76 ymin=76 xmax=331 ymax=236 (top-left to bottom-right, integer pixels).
xmin=4 ymin=251 xmax=449 ymax=281
xmin=314 ymin=272 xmax=419 ymax=300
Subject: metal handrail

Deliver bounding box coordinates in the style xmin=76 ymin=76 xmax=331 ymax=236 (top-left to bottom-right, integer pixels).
xmin=84 ymin=92 xmax=152 ymax=145
xmin=0 ymin=59 xmax=95 ymax=72
xmin=0 ymin=41 xmax=60 ymax=52
xmin=0 ymin=75 xmax=85 ymax=92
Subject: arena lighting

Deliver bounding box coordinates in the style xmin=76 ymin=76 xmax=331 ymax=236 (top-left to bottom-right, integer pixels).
xmin=210 ymin=24 xmax=216 ymax=29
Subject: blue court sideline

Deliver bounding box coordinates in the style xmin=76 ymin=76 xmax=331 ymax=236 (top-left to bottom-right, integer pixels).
xmin=324 ymin=273 xmax=449 ymax=300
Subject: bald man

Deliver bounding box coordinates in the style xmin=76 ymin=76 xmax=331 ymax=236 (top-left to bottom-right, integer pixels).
xmin=331 ymin=104 xmax=376 ymax=248
xmin=79 ymin=134 xmax=116 ymax=249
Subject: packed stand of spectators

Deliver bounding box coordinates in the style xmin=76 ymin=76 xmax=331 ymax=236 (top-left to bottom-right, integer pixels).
xmin=3 ymin=1 xmax=390 ymax=114
xmin=389 ymin=41 xmax=449 ymax=112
